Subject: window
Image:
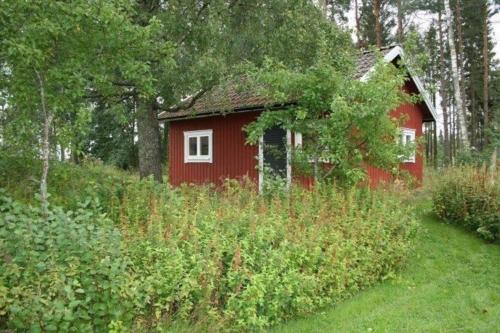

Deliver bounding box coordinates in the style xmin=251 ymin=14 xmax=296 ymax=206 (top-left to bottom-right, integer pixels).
xmin=399 ymin=128 xmax=416 ymax=163
xmin=184 ymin=130 xmax=213 ymax=163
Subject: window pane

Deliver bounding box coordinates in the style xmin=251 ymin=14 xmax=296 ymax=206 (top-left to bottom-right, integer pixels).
xmin=189 ymin=137 xmax=197 ymax=156
xmin=406 ymin=134 xmax=412 ymax=144
xmin=200 ymin=136 xmax=209 ymax=156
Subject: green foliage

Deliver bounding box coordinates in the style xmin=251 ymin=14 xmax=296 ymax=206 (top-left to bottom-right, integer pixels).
xmin=0 ymin=190 xmax=138 ymax=332
xmin=359 ymin=0 xmax=395 ymax=47
xmin=245 ymin=53 xmax=413 ymax=186
xmin=117 ymin=180 xmax=418 ymax=331
xmin=84 ymin=101 xmax=138 ymax=169
xmin=0 ymin=152 xmax=132 ymax=211
xmin=432 ymin=166 xmax=499 ymax=241
xmin=0 ymin=159 xmax=418 ymax=331
xmin=268 ymin=211 xmax=500 ymax=333
xmin=0 ymin=0 xmax=124 ymax=153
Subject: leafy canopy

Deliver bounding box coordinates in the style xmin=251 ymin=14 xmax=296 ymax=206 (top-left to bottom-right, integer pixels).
xmin=245 ymin=50 xmax=415 ymax=185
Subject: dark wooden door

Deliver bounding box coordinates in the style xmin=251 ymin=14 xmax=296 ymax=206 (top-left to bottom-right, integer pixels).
xmin=263 ymin=127 xmax=287 ymax=177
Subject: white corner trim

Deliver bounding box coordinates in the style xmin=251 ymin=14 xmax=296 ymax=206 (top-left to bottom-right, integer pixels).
xmin=184 ymin=129 xmax=213 ymax=163
xmin=407 ymin=66 xmax=439 ymax=122
xmin=359 ymin=46 xmax=437 ymax=122
xmin=294 ymin=132 xmax=303 ymax=148
xmin=258 ymin=135 xmax=263 ymax=193
xmin=286 ymin=130 xmax=292 ymax=189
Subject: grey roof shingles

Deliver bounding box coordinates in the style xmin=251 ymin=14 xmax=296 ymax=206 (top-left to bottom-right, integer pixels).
xmin=159 ymin=46 xmax=397 ymax=121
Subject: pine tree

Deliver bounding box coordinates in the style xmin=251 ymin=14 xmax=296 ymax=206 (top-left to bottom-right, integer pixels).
xmin=359 ymin=0 xmax=395 ymax=47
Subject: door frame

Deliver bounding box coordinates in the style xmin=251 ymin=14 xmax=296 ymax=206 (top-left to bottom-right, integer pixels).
xmin=258 ymin=129 xmax=292 ymax=193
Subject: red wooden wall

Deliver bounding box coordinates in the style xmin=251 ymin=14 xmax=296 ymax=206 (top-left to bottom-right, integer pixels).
xmin=168 ymin=80 xmax=427 ymax=188
xmin=366 ymin=81 xmax=425 ymax=187
xmin=366 ymin=101 xmax=424 ymax=187
xmin=168 ymin=111 xmax=261 ymax=186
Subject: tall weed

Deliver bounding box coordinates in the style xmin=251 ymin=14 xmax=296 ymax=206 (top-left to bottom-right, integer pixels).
xmin=0 ymin=156 xmax=419 ymax=331
xmin=432 ymin=166 xmax=499 ymax=241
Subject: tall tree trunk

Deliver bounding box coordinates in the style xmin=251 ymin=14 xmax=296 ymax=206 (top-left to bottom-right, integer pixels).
xmin=373 ymin=0 xmax=382 ymax=48
xmin=36 ymin=70 xmax=52 ymax=215
xmin=320 ymin=0 xmax=328 ymax=18
xmin=433 ymin=121 xmax=438 ymax=168
xmin=482 ymin=1 xmax=496 ymax=176
xmin=455 ymin=0 xmax=469 ymax=146
xmin=444 ymin=0 xmax=470 ymax=150
xmin=450 ymin=101 xmax=456 ymax=164
xmin=396 ymin=0 xmax=403 ymax=43
xmin=490 ymin=148 xmax=497 ymax=184
xmin=425 ymin=123 xmax=431 ymax=161
xmin=482 ymin=1 xmax=490 ymax=146
xmin=471 ymin=89 xmax=477 ymax=148
xmin=438 ymin=12 xmax=450 ymax=165
xmin=137 ymin=98 xmax=163 ymax=182
xmin=355 ymin=0 xmax=362 ymax=48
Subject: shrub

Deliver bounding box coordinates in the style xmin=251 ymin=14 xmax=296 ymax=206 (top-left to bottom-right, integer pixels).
xmin=0 ymin=152 xmax=133 ymax=211
xmin=0 ymin=156 xmax=419 ymax=331
xmin=432 ymin=166 xmax=499 ymax=241
xmin=119 ymin=180 xmax=418 ymax=331
xmin=0 ymin=190 xmax=139 ymax=332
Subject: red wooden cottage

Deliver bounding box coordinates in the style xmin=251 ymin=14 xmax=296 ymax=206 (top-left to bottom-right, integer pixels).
xmin=159 ymin=46 xmax=437 ymax=190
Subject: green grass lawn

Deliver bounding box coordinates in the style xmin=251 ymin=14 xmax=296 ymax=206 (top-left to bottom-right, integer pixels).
xmin=267 ymin=212 xmax=500 ymax=333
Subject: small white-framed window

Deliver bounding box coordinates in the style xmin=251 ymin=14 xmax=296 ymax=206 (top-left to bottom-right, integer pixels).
xmin=184 ymin=129 xmax=213 ymax=163
xmin=399 ymin=128 xmax=416 ymax=163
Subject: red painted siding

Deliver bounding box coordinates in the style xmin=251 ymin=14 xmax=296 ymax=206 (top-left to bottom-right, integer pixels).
xmin=168 ymin=80 xmax=428 ymax=188
xmin=366 ymin=81 xmax=425 ymax=187
xmin=169 ymin=112 xmax=261 ymax=186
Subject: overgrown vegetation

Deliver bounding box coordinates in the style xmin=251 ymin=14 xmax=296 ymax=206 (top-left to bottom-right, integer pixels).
xmin=432 ymin=166 xmax=499 ymax=241
xmin=267 ymin=210 xmax=500 ymax=333
xmin=244 ymin=55 xmax=414 ymax=186
xmin=0 ymin=158 xmax=417 ymax=331
xmin=0 ymin=192 xmax=136 ymax=332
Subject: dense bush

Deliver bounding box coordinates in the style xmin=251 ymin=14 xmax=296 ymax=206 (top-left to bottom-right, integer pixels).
xmin=0 ymin=190 xmax=138 ymax=332
xmin=119 ymin=181 xmax=418 ymax=331
xmin=0 ymin=156 xmax=419 ymax=331
xmin=432 ymin=166 xmax=499 ymax=241
xmin=0 ymin=152 xmax=133 ymax=211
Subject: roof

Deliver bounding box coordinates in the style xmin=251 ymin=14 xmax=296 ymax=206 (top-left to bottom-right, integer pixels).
xmin=354 ymin=45 xmax=394 ymax=79
xmin=158 ymin=79 xmax=276 ymax=120
xmin=159 ymin=45 xmax=437 ymax=122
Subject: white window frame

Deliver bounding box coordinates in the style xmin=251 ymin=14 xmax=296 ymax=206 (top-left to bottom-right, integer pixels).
xmin=184 ymin=129 xmax=213 ymax=163
xmin=400 ymin=128 xmax=416 ymax=163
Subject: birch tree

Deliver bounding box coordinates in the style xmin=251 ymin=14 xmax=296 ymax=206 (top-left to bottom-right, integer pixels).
xmin=0 ymin=1 xmax=96 ymax=212
xmin=0 ymin=0 xmax=144 ymax=210
xmin=443 ymin=0 xmax=470 ymax=149
xmin=438 ymin=11 xmax=451 ymax=164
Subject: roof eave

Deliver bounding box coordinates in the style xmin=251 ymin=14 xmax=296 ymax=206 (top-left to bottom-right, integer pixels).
xmin=360 ymin=46 xmax=437 ymax=122
xmin=159 ymin=102 xmax=296 ymax=122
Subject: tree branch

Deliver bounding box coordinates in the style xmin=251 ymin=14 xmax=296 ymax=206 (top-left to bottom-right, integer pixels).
xmin=177 ymin=1 xmax=212 ymax=45
xmin=156 ymin=87 xmax=209 ymax=113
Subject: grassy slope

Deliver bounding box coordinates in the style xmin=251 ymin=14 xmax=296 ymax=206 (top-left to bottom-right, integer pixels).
xmin=268 ymin=211 xmax=500 ymax=333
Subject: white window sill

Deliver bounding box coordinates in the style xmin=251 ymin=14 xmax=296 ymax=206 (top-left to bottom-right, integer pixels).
xmin=185 ymin=158 xmax=212 ymax=163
